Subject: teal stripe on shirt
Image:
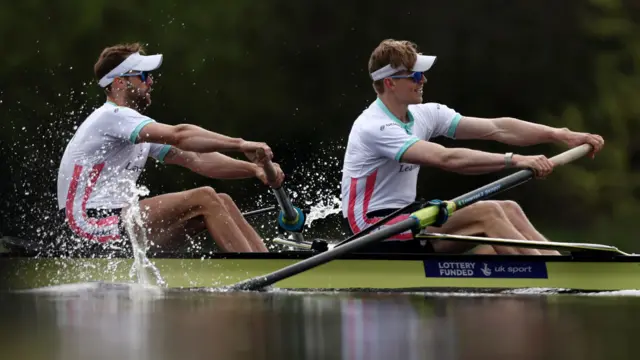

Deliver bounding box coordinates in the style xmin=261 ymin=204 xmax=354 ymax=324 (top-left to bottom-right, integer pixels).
xmin=129 ymin=119 xmax=154 ymax=144
xmin=395 ymin=137 xmax=420 ymax=161
xmin=157 ymin=145 xmax=172 ymax=163
xmin=447 ymin=113 xmax=462 ymax=138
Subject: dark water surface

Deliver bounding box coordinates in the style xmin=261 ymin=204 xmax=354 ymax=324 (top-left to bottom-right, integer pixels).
xmin=0 ymin=285 xmax=638 ymax=360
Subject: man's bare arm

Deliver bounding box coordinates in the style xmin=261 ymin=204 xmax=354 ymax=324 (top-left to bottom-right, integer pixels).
xmin=401 ymin=140 xmax=508 ymax=174
xmin=400 ymin=140 xmax=554 ymax=176
xmin=451 ymin=116 xmax=605 ymax=158
xmin=163 ymin=147 xmax=259 ymax=179
xmin=136 ymin=122 xmax=273 ymax=160
xmin=453 ymin=116 xmax=563 ymax=146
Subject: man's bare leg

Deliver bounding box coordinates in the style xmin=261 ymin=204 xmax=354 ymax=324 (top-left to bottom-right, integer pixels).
xmin=494 ymin=200 xmax=559 ymax=255
xmin=426 ymin=201 xmax=542 ymax=255
xmin=218 ymin=194 xmax=268 ymax=252
xmin=142 ymin=216 xmax=207 ymax=250
xmin=124 ymin=186 xmax=258 ymax=252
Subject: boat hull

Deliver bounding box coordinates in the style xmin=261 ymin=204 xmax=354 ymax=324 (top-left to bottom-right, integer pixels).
xmin=1 ymin=252 xmax=639 ymax=292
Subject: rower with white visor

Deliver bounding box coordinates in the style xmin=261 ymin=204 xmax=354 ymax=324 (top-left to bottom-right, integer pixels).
xmin=340 ymin=38 xmax=604 ymax=255
xmin=57 ymin=42 xmax=283 ymax=252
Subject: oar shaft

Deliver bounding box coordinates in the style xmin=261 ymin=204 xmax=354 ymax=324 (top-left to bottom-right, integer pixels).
xmin=272 ymin=188 xmax=297 ymax=222
xmin=256 ymin=148 xmax=306 ymax=241
xmin=333 ymin=201 xmax=421 ymax=248
xmin=417 ymin=232 xmax=627 ymax=255
xmin=452 ymin=143 xmax=593 ymax=208
xmin=272 ymin=238 xmax=312 ymax=250
xmin=229 ymin=218 xmax=417 ymax=291
xmin=258 ymin=151 xmax=297 ymax=221
xmin=452 ymin=168 xmax=532 ymax=209
xmin=242 ymin=206 xmax=277 ymax=217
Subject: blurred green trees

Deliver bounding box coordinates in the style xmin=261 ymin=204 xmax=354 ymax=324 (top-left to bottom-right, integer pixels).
xmin=534 ymin=0 xmax=640 ymax=245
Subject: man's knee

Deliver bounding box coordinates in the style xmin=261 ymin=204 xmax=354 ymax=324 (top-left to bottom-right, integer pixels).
xmin=496 ymin=200 xmax=524 ymax=216
xmin=475 ymin=201 xmax=507 ymax=222
xmin=217 ymin=193 xmax=234 ymax=204
xmin=192 ymin=186 xmax=224 ymax=205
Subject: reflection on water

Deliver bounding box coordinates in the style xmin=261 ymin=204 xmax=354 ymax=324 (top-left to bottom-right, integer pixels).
xmin=0 ymin=286 xmax=638 ymax=360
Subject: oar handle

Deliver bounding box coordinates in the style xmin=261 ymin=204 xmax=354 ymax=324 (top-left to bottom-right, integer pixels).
xmin=255 ymin=148 xmax=280 ymax=187
xmin=426 ymin=143 xmax=594 ymax=228
xmin=549 ymin=143 xmax=592 ymax=166
xmin=255 ymin=149 xmax=306 ymax=240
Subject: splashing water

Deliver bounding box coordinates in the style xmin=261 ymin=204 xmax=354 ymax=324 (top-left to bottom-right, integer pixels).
xmin=304 ymin=196 xmax=342 ymax=228
xmin=120 ymin=183 xmax=166 ymax=287
xmin=241 ymin=143 xmax=348 ymax=249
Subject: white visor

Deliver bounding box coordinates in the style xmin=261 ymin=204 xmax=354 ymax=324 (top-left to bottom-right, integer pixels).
xmin=370 ymin=54 xmax=436 ymax=81
xmin=98 ymin=52 xmax=163 ymax=88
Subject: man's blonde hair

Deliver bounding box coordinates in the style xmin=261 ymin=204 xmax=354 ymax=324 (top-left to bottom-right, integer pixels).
xmin=368 ymin=39 xmax=419 ymax=94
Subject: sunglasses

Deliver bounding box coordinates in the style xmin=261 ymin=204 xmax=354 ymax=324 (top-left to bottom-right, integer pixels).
xmin=117 ymin=71 xmax=151 ymax=83
xmin=389 ymin=71 xmax=425 ymax=83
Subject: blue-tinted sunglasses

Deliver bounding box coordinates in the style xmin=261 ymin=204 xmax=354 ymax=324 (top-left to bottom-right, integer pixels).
xmin=389 ymin=71 xmax=425 ymax=83
xmin=117 ymin=71 xmax=151 ymax=83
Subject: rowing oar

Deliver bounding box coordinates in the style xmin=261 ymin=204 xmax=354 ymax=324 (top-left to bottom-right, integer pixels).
xmin=274 ymin=203 xmax=422 ymax=251
xmin=413 ymin=232 xmax=631 ymax=256
xmin=256 ymin=148 xmax=306 ymax=243
xmin=331 ymin=201 xmax=423 ymax=248
xmin=229 ymin=144 xmax=592 ymax=291
xmin=242 ymin=206 xmax=278 ymax=217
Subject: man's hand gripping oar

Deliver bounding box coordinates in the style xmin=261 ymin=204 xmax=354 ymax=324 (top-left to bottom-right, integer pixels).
xmin=254 ymin=148 xmax=308 ymax=245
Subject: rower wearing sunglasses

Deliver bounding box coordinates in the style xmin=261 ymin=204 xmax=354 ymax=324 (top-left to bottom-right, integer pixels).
xmin=340 ymin=39 xmax=604 ymax=255
xmin=56 ymin=42 xmax=283 ymax=253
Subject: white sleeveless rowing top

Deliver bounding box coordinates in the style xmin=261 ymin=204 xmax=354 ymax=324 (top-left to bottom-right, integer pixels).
xmin=57 ymin=101 xmax=171 ymax=212
xmin=340 ymin=98 xmax=461 ymax=228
